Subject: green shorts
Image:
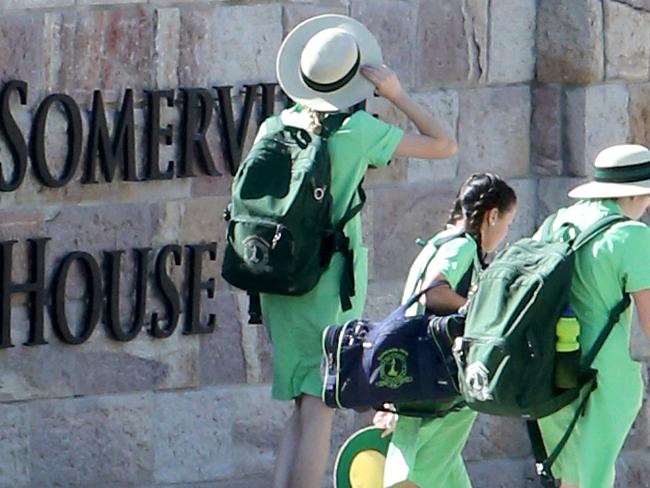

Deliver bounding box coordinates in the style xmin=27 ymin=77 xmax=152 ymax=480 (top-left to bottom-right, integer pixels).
xmin=385 ymin=407 xmax=477 ymax=488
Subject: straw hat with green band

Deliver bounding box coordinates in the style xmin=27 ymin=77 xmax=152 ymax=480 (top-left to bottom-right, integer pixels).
xmin=569 ymin=144 xmax=650 ymax=199
xmin=333 ymin=426 xmax=392 ymax=488
xmin=276 ymin=14 xmax=383 ymax=112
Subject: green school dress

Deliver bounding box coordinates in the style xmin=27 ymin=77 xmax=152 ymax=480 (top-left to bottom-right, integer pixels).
xmin=385 ymin=227 xmax=480 ymax=488
xmin=537 ymin=199 xmax=650 ymax=487
xmin=258 ymin=106 xmax=403 ymax=401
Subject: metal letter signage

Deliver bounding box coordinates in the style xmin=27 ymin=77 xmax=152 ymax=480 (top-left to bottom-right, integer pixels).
xmin=0 ymin=80 xmax=287 ymax=349
xmin=0 ymin=79 xmax=284 ymax=191
xmin=0 ymin=240 xmax=225 ymax=348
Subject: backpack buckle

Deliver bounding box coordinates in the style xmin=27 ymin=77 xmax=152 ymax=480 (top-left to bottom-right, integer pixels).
xmin=535 ymin=463 xmax=557 ymax=487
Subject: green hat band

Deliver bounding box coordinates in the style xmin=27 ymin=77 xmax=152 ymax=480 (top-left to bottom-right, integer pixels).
xmin=593 ymin=160 xmax=650 ymax=183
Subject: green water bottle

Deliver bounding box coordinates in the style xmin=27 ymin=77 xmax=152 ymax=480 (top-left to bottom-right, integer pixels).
xmin=555 ymin=307 xmax=581 ymax=389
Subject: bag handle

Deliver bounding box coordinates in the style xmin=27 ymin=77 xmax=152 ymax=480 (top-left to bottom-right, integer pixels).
xmin=385 ymin=279 xmax=449 ymax=323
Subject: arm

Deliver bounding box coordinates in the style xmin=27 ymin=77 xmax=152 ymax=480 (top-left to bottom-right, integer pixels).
xmin=421 ymin=266 xmax=466 ymax=315
xmin=360 ymin=65 xmax=457 ymax=160
xmin=632 ymin=289 xmax=650 ymax=341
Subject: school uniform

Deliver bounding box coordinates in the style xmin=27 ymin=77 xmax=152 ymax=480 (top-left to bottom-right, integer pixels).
xmin=537 ymin=199 xmax=650 ymax=487
xmin=258 ymin=105 xmax=403 ymax=401
xmin=385 ymin=227 xmax=480 ymax=488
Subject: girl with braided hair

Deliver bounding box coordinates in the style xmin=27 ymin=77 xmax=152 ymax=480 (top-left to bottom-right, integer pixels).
xmin=375 ymin=173 xmax=517 ymax=488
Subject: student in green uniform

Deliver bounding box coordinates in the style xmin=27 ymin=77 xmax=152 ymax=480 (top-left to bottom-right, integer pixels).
xmin=375 ymin=173 xmax=517 ymax=488
xmin=535 ymin=144 xmax=650 ymax=488
xmin=265 ymin=14 xmax=457 ymax=488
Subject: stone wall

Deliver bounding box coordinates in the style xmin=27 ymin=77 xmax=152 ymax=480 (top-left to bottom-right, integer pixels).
xmin=0 ymin=0 xmax=648 ymax=487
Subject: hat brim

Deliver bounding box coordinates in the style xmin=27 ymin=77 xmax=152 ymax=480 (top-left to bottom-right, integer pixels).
xmin=333 ymin=426 xmax=392 ymax=488
xmin=276 ymin=15 xmax=383 ymax=112
xmin=568 ymin=179 xmax=650 ymax=199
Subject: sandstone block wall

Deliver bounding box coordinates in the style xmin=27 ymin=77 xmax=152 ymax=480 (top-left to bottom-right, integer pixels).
xmin=0 ymin=1 xmax=648 ymax=487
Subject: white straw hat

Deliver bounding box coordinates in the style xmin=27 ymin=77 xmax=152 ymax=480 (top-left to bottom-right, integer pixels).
xmin=276 ymin=14 xmax=383 ymax=112
xmin=568 ymin=144 xmax=650 ymax=199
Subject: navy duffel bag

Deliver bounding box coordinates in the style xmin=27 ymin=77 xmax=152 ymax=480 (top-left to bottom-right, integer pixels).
xmin=321 ymin=283 xmax=464 ymax=414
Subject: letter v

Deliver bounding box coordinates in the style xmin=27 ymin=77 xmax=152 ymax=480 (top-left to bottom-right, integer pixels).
xmin=215 ymin=84 xmax=258 ymax=176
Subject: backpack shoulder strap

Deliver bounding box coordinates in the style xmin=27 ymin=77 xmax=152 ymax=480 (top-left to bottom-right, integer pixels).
xmin=434 ymin=229 xmax=478 ymax=296
xmin=526 ymin=372 xmax=597 ymax=488
xmin=430 ymin=229 xmax=476 ymax=298
xmin=431 ymin=228 xmax=466 ymax=247
xmin=320 ymin=114 xmax=358 ymax=312
xmin=331 ymin=179 xmax=366 ymax=312
xmin=583 ymin=293 xmax=631 ymax=368
xmin=409 ymin=229 xmax=467 ymax=297
xmin=456 ymin=265 xmax=474 ymax=299
xmin=320 ymin=112 xmax=348 ymax=138
xmin=390 ymin=280 xmax=450 ymax=322
xmin=540 ymin=210 xmax=626 ymax=248
xmin=572 ymin=214 xmax=628 ymax=251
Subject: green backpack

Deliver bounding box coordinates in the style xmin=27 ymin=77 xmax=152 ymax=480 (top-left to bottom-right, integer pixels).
xmin=221 ymin=113 xmax=363 ymax=315
xmin=454 ymin=214 xmax=630 ymax=486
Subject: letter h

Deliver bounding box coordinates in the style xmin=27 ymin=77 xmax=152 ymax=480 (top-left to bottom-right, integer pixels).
xmin=0 ymin=238 xmax=49 ymax=348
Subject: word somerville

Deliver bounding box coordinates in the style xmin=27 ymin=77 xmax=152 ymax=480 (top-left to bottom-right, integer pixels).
xmin=0 ymin=80 xmax=281 ymax=190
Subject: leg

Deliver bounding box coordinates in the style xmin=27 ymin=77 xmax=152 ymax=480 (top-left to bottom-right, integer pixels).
xmin=288 ymin=394 xmax=335 ymax=488
xmin=384 ymin=408 xmax=476 ymax=488
xmin=412 ymin=409 xmax=475 ymax=488
xmin=273 ymin=403 xmax=301 ymax=488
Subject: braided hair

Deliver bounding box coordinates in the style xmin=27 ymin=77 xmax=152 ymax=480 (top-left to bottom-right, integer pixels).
xmin=446 ymin=188 xmax=464 ymax=225
xmin=447 ymin=173 xmax=516 ymax=267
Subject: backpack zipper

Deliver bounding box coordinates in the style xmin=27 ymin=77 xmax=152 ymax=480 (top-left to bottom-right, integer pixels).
xmin=271 ymin=224 xmax=283 ymax=249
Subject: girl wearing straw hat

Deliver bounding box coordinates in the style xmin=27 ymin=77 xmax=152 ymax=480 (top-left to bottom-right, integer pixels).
xmin=534 ymin=144 xmax=650 ymax=488
xmin=265 ymin=14 xmax=457 ymax=488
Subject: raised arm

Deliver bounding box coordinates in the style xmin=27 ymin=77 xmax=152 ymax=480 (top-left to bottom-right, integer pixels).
xmin=360 ymin=64 xmax=457 ymax=160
